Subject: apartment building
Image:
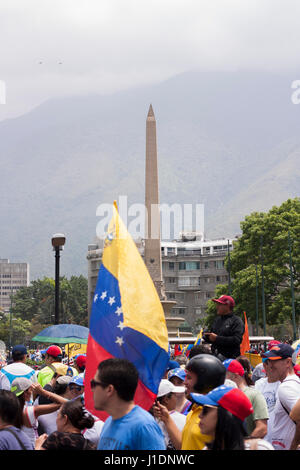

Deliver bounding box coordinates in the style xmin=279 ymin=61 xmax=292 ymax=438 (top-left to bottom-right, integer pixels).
xmin=0 ymin=259 xmax=30 ymax=314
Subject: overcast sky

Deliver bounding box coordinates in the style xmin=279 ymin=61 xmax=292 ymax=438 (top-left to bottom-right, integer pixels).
xmin=1 ymin=0 xmax=300 ymax=120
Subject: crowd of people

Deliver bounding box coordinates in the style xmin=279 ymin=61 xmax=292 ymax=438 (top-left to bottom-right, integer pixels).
xmin=0 ymin=294 xmax=299 ymax=451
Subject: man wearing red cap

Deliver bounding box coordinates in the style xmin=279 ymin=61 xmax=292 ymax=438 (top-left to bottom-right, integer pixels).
xmin=37 ymin=345 xmax=64 ymax=387
xmin=203 ymin=295 xmax=244 ymax=360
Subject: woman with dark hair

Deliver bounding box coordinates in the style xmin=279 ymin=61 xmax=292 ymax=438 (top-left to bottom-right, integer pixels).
xmin=0 ymin=390 xmax=34 ymax=450
xmin=35 ymin=400 xmax=96 ymax=450
xmin=236 ymin=356 xmax=254 ymax=387
xmin=191 ymin=385 xmax=274 ymax=450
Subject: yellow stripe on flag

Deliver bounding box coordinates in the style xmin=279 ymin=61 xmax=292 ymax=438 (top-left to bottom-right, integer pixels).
xmin=102 ymin=202 xmax=168 ymax=352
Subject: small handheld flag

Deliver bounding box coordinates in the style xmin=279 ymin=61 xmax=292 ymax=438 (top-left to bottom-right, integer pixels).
xmin=85 ymin=202 xmax=169 ymax=419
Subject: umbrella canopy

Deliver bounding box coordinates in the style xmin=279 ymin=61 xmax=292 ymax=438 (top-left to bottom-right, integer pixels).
xmin=31 ymin=324 xmax=89 ymax=344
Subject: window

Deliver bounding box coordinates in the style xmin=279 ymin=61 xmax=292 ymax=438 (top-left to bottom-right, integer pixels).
xmin=168 ymin=293 xmax=176 ymax=300
xmin=168 ymin=277 xmax=176 ymax=283
xmin=216 ymin=276 xmax=221 ymax=282
xmin=179 ymin=262 xmax=200 ymax=271
xmin=178 ymin=308 xmax=186 ymax=315
xmin=215 ymin=260 xmax=224 ymax=269
xmin=195 ymin=308 xmax=202 ymax=315
xmin=178 ymin=277 xmax=200 ymax=287
xmin=168 ymin=262 xmax=175 ymax=271
xmin=204 ymin=262 xmax=210 ymax=269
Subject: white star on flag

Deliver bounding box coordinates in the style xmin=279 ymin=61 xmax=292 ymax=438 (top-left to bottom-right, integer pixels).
xmin=117 ymin=321 xmax=126 ymax=331
xmin=108 ymin=296 xmax=116 ymax=306
xmin=94 ymin=294 xmax=98 ymax=302
xmin=100 ymin=291 xmax=107 ymax=300
xmin=115 ymin=336 xmax=124 ymax=346
xmin=115 ymin=306 xmax=122 ymax=316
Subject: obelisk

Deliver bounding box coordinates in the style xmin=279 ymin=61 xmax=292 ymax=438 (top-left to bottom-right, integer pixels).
xmin=144 ymin=104 xmax=165 ymax=299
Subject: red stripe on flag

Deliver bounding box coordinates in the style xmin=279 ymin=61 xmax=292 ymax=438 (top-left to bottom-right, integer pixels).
xmin=85 ymin=334 xmax=157 ymax=421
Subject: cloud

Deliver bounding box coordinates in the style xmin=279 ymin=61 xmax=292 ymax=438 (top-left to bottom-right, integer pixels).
xmin=1 ymin=0 xmax=300 ymax=119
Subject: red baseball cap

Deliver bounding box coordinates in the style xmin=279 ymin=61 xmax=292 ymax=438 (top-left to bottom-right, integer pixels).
xmin=46 ymin=345 xmax=62 ymax=358
xmin=267 ymin=340 xmax=281 ymax=351
xmin=212 ymin=295 xmax=235 ymax=309
xmin=191 ymin=386 xmax=254 ymax=422
xmin=223 ymin=359 xmax=245 ymax=377
xmin=75 ymin=355 xmax=86 ymax=369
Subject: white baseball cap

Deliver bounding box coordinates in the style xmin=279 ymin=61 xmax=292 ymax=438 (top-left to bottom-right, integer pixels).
xmin=157 ymin=379 xmax=185 ymax=398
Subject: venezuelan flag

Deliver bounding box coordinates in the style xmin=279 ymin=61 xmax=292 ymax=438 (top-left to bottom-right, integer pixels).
xmin=85 ymin=202 xmax=169 ymax=419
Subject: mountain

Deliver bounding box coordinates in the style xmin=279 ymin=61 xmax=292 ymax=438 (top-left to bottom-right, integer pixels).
xmin=1 ymin=68 xmax=300 ymax=279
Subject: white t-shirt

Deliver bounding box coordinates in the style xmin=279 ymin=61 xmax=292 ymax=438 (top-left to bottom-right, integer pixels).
xmin=255 ymin=377 xmax=280 ymax=444
xmin=82 ymin=418 xmax=104 ymax=446
xmin=157 ymin=410 xmax=186 ymax=450
xmin=244 ymin=439 xmax=274 ymax=450
xmin=22 ymin=406 xmax=39 ymax=447
xmin=270 ymin=374 xmax=300 ymax=450
xmin=0 ymin=371 xmax=10 ymax=390
xmin=1 ymin=362 xmax=38 ymax=385
xmin=255 ymin=378 xmax=280 ymax=414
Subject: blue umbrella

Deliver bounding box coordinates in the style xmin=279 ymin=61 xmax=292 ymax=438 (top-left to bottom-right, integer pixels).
xmin=31 ymin=324 xmax=89 ymax=344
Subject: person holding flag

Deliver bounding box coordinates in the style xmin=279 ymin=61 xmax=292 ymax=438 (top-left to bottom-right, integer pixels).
xmin=84 ymin=201 xmax=169 ymax=449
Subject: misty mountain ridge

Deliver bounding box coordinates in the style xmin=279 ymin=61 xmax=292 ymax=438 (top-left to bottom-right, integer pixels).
xmin=1 ymin=67 xmax=300 ymax=279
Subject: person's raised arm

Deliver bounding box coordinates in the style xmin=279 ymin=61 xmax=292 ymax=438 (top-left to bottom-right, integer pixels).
xmin=152 ymin=401 xmax=182 ymax=450
xmin=31 ymin=383 xmax=67 ymax=405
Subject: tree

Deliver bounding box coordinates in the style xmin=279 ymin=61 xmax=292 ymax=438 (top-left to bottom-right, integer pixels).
xmin=223 ymin=198 xmax=299 ymax=333
xmin=0 ymin=316 xmax=32 ymax=346
xmin=10 ymin=275 xmax=88 ymax=329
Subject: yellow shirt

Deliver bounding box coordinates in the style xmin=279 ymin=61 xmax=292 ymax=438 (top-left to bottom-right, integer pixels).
xmin=181 ymin=404 xmax=213 ymax=450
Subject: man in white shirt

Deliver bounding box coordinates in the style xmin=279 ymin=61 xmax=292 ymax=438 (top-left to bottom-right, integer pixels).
xmin=255 ymin=359 xmax=280 ymax=443
xmin=1 ymin=345 xmax=38 ymax=385
xmin=261 ymin=343 xmax=300 ymax=450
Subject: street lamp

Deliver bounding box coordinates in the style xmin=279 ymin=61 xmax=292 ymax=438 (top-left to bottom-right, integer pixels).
xmin=51 ymin=233 xmax=66 ymax=325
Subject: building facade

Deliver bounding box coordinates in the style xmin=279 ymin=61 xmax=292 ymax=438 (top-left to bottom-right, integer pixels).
xmin=0 ymin=259 xmax=30 ymax=314
xmin=87 ymin=233 xmax=235 ymax=332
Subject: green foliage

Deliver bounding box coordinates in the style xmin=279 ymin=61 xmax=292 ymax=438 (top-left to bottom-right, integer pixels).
xmin=10 ymin=275 xmax=88 ymax=334
xmin=207 ymin=198 xmax=300 ymax=335
xmin=0 ymin=317 xmax=33 ymax=346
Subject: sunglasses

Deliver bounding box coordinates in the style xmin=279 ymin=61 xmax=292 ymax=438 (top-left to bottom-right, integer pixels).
xmin=90 ymin=379 xmax=107 ymax=389
xmin=69 ymin=384 xmax=82 ymax=392
xmin=201 ymin=405 xmax=218 ymax=416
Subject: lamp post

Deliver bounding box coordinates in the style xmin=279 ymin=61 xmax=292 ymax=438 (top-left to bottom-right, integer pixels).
xmin=51 ymin=233 xmax=66 ymax=325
